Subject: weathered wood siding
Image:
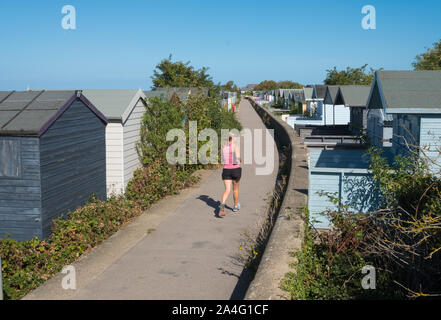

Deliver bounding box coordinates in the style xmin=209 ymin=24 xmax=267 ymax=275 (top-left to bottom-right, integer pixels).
xmin=392 ymin=114 xmax=420 ymax=158
xmin=419 ymin=116 xmax=441 ymax=173
xmin=123 ymin=98 xmax=144 ymax=188
xmin=105 ymin=123 xmax=124 ymax=196
xmin=367 ymin=109 xmax=393 ymax=149
xmin=316 ymin=100 xmax=324 ymax=118
xmin=308 ymin=149 xmax=381 ymax=229
xmin=39 ymin=99 xmax=106 ymax=238
xmin=322 ymin=104 xmax=350 ymax=126
xmin=367 ymin=82 xmax=393 ymax=148
xmin=0 ymin=137 xmax=42 ymax=240
xmin=350 ymin=107 xmax=367 ymax=135
xmin=324 ymin=104 xmax=334 ymax=126
xmin=287 ymin=116 xmax=323 ymax=128
xmin=333 ymin=104 xmax=350 ymax=125
xmin=308 ymin=171 xmax=339 ymax=229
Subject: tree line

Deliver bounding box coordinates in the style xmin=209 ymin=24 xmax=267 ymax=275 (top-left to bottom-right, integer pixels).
xmin=251 ymin=39 xmax=441 ymax=88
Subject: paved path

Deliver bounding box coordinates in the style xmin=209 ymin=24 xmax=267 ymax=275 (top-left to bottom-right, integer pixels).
xmin=24 ymin=99 xmax=279 ymax=300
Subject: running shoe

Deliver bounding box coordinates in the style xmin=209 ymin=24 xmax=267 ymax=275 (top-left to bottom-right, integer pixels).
xmin=219 ymin=203 xmax=226 ymax=216
xmin=233 ymin=203 xmax=241 ymax=212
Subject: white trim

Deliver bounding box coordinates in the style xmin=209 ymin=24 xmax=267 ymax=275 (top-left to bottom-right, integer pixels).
xmin=365 ymin=75 xmax=377 ymax=111
xmin=121 ymin=89 xmax=147 ymax=124
xmin=366 ymin=73 xmax=388 ymax=114
xmin=377 ymin=76 xmax=390 ymax=116
xmin=121 ymin=125 xmax=125 ymax=194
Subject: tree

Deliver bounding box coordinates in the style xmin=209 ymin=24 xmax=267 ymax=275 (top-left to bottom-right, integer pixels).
xmin=254 ymin=80 xmax=304 ymax=91
xmin=277 ymin=80 xmax=304 ymax=89
xmin=324 ymin=64 xmax=377 ymax=85
xmin=413 ymin=39 xmax=441 ymax=70
xmin=138 ymin=96 xmax=185 ymax=165
xmin=254 ymin=80 xmax=278 ymax=91
xmin=221 ymin=81 xmax=239 ymax=92
xmin=151 ymin=55 xmax=214 ymax=89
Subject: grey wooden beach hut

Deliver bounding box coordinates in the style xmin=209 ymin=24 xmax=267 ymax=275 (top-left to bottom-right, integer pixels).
xmin=367 ymin=70 xmax=441 ymax=171
xmin=338 ymin=85 xmax=372 ymax=135
xmin=0 ymin=90 xmax=108 ymax=240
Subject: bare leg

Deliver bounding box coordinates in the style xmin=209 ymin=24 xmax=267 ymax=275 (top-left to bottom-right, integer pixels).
xmin=233 ymin=180 xmax=240 ymax=207
xmin=222 ymin=180 xmax=232 ymax=204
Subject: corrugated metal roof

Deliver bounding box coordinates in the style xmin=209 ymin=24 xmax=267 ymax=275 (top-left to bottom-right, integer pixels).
xmin=0 ymin=90 xmax=76 ymax=135
xmin=82 ymin=90 xmax=139 ymax=120
xmin=338 ymin=85 xmax=371 ymax=107
xmin=378 ymin=70 xmax=441 ymax=110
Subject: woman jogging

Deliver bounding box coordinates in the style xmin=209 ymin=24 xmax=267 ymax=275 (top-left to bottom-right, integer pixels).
xmin=219 ymin=134 xmax=242 ymax=217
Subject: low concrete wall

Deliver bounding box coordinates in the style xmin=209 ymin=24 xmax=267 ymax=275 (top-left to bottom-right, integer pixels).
xmin=245 ymin=98 xmax=308 ymax=300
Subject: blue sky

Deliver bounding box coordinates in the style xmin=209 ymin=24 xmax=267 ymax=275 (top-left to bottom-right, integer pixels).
xmin=0 ymin=0 xmax=440 ymax=90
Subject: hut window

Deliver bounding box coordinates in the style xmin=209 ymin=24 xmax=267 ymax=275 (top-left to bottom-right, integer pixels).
xmin=0 ymin=139 xmax=22 ymax=178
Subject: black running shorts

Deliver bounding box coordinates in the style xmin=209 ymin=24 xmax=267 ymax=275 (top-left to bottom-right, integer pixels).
xmin=222 ymin=167 xmax=242 ymax=181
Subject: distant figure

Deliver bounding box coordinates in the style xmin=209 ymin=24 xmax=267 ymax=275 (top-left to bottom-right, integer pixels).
xmin=219 ymin=134 xmax=242 ymax=216
xmin=232 ymin=104 xmax=236 ymax=112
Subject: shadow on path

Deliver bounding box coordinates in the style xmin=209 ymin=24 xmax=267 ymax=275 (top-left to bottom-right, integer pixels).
xmin=197 ymin=195 xmax=234 ymax=218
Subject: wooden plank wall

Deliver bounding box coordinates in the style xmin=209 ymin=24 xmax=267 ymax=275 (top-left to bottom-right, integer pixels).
xmin=308 ymin=149 xmax=381 ymax=229
xmin=420 ymin=115 xmax=441 ymax=173
xmin=333 ymin=104 xmax=350 ymax=125
xmin=122 ymin=98 xmax=144 ymax=188
xmin=392 ymin=114 xmax=420 ymax=158
xmin=0 ymin=137 xmax=42 ymax=240
xmin=39 ymin=99 xmax=106 ymax=238
xmin=105 ymin=122 xmax=124 ymax=196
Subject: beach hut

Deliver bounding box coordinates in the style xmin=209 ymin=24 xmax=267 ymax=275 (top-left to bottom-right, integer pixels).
xmin=82 ymin=89 xmax=148 ymax=196
xmin=0 ymin=90 xmax=108 ymax=240
xmin=308 ymin=148 xmax=382 ymax=229
xmin=367 ymin=70 xmax=441 ymax=171
xmin=323 ymin=86 xmax=349 ymax=126
xmin=290 ymin=89 xmax=305 ymax=114
xmin=338 ymin=85 xmax=372 ymax=135
xmin=303 ymin=87 xmax=314 ymax=115
xmin=310 ymin=84 xmax=327 ymax=116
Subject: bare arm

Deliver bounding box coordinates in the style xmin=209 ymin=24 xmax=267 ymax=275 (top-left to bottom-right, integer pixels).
xmin=234 ymin=144 xmax=242 ymax=163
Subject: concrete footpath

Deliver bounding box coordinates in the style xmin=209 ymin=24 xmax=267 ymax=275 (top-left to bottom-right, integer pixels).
xmin=23 ymin=99 xmax=279 ymax=300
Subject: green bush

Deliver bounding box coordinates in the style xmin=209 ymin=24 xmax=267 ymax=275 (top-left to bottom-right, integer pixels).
xmin=283 ymin=146 xmax=441 ymax=299
xmin=0 ymin=197 xmax=142 ymax=300
xmin=282 ymin=209 xmax=398 ymax=300
xmin=126 ymin=159 xmax=198 ymax=210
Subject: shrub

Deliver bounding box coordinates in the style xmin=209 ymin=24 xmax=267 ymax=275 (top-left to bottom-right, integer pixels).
xmin=283 ymin=146 xmax=441 ymax=299
xmin=126 ymin=159 xmax=199 ymax=210
xmin=282 ymin=208 xmax=399 ymax=300
xmin=0 ymin=197 xmax=142 ymax=300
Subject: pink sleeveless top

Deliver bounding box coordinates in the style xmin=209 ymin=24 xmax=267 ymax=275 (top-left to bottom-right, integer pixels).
xmin=222 ymin=143 xmax=240 ymax=169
